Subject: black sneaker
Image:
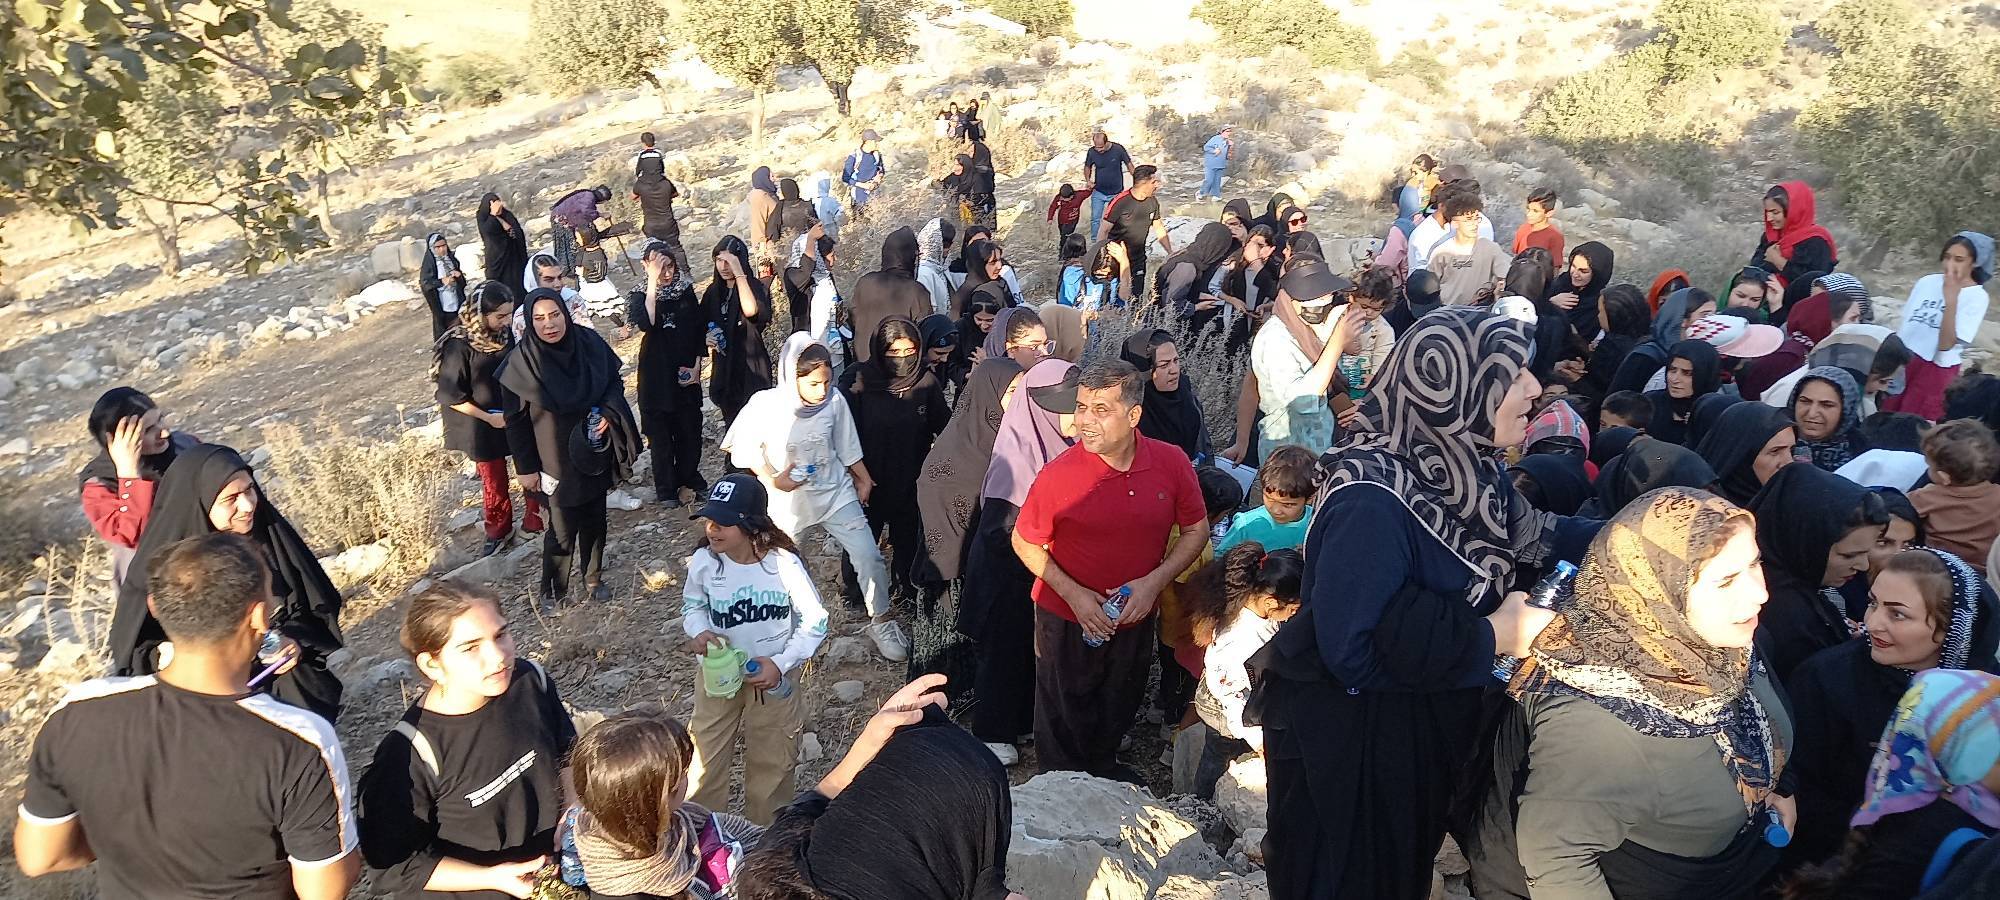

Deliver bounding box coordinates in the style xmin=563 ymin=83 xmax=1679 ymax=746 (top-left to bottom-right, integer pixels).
xmin=588 ymin=582 xmax=612 ymax=603
xmin=481 ymin=537 xmax=506 ymax=557
xmin=536 ymin=588 xmax=566 ymax=617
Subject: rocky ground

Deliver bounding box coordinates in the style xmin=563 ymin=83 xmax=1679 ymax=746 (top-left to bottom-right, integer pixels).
xmin=0 ymin=2 xmax=1987 ymax=897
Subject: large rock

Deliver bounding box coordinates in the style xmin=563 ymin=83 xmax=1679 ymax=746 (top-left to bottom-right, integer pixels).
xmin=369 ymin=241 xmax=407 ymax=277
xmin=351 ymin=278 xmax=419 ymax=310
xmin=320 ymin=542 xmax=392 ymax=588
xmin=1154 ymin=873 xmax=1269 ymax=900
xmin=1575 ymin=188 xmax=1621 ymax=217
xmin=1213 ymin=756 xmax=1267 ymax=836
xmin=397 ymin=235 xmax=425 ymax=272
xmin=1007 ymin=772 xmax=1227 ymax=899
xmin=442 ymin=541 xmax=539 ymax=585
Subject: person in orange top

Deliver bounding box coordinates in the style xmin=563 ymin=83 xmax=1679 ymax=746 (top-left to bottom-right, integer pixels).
xmin=1512 ymin=186 xmax=1565 ymax=262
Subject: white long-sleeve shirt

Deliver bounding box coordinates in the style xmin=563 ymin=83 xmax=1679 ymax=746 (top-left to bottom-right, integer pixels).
xmin=1197 ymin=607 xmax=1282 ymax=750
xmin=1251 ymin=316 xmax=1336 ymax=460
xmin=681 ymin=547 xmax=828 ymax=674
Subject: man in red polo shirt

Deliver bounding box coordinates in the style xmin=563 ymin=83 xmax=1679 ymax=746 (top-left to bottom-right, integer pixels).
xmin=1012 ymin=360 xmax=1208 ymax=778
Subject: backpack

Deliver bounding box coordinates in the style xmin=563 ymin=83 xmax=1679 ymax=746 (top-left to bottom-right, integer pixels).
xmin=393 ymin=659 xmax=550 ymax=777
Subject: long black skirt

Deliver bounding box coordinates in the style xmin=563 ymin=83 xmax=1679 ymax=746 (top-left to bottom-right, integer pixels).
xmin=1262 ymin=675 xmax=1485 ymax=900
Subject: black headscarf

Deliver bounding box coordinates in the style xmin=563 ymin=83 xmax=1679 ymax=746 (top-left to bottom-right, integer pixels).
xmin=499 ymin=288 xmax=620 ymax=415
xmin=1581 ymin=435 xmax=1718 ymax=519
xmin=1685 ymin=393 xmax=1740 ymax=449
xmin=1591 ymin=426 xmax=1639 ymax=469
xmin=920 ymin=313 xmax=959 ymax=382
xmin=1256 ymin=191 xmax=1296 ymax=232
xmin=1122 ymin=329 xmax=1209 ymax=460
xmin=1695 ymin=402 xmax=1796 ymax=506
xmin=1577 ymin=283 xmax=1650 ymax=403
xmin=1222 ymin=198 xmax=1253 ymax=230
xmin=78 ymin=387 xmax=185 ymax=489
xmin=743 ymin=708 xmax=1011 ymax=900
xmin=476 ymin=192 xmax=529 ymax=286
xmin=1789 ymin=365 xmax=1869 ymax=471
xmin=947 ymin=286 xmax=1006 ymax=383
xmin=1287 ymin=230 xmax=1325 ymax=263
xmin=704 ymin=234 xmax=775 ymax=418
xmin=1748 ymin=462 xmax=1880 ymax=588
xmin=1560 ymin=241 xmax=1616 ymax=334
xmin=1155 ymin=222 xmax=1238 ymax=311
xmin=915 ymin=357 xmax=1024 ymax=583
xmin=1642 ymin=340 xmax=1722 ymax=445
xmin=1513 ymin=454 xmax=1592 ymax=516
xmin=950 ymin=225 xmax=993 ymax=276
xmin=854 ymin=316 xmax=932 ymax=399
xmin=109 ymin=444 xmax=344 ymax=720
xmin=950 ymin=242 xmax=1005 ymax=318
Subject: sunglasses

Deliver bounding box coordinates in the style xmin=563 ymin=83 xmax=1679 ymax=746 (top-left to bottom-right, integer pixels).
xmin=1288 ymin=216 xmax=1308 ymax=226
xmin=1008 ymin=340 xmax=1055 ymax=356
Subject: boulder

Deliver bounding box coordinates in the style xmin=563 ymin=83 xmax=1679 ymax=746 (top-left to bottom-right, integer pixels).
xmin=320 ymin=542 xmax=392 ymax=588
xmin=1155 ymin=873 xmax=1270 ymax=900
xmin=369 ymin=241 xmax=406 ymax=277
xmin=1626 ymin=219 xmax=1671 ymax=245
xmin=1007 ymin=772 xmax=1227 ymax=899
xmin=351 ymin=279 xmax=419 ymax=310
xmin=443 ymin=540 xmax=539 ymax=585
xmin=397 ymin=235 xmax=425 ymax=272
xmin=1575 ymin=188 xmax=1621 ymax=216
xmin=1212 ymin=756 xmax=1267 ymax=836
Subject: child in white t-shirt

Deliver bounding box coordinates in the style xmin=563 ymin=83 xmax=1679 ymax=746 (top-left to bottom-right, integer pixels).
xmin=681 ymin=474 xmax=828 ymax=825
xmin=719 ymin=334 xmax=909 ymax=663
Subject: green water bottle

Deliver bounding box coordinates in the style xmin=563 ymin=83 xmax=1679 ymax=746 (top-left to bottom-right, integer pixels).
xmin=699 ymin=641 xmax=748 ymax=698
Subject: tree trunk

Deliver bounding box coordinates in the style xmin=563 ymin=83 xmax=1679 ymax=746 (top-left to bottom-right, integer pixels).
xmin=136 ymin=200 xmax=183 ymax=277
xmin=313 ymin=171 xmax=342 ymax=244
xmin=831 ymin=81 xmax=851 ymax=117
xmin=752 ymin=88 xmax=766 ymax=151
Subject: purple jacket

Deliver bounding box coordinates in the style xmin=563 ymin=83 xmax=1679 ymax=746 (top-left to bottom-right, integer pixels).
xmin=551 ymin=190 xmax=601 ymax=227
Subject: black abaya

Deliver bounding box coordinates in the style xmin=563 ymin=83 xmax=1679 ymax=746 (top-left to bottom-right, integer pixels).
xmin=108 ymin=444 xmax=346 ymax=722
xmin=627 ymin=278 xmax=708 ymax=497
xmin=1747 ymin=464 xmax=1884 ymax=682
xmin=476 ymin=194 xmax=530 ymax=289
xmin=703 ymin=236 xmax=774 ymax=425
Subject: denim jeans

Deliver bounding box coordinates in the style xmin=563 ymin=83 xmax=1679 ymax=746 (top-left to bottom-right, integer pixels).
xmin=1090 ymin=190 xmax=1115 ymax=233
xmin=1201 ymin=166 xmax=1225 ymax=198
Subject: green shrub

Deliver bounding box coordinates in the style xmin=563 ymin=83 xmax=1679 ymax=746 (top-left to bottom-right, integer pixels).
xmin=1527 ymin=43 xmax=1670 ymax=152
xmin=1803 ymin=1 xmax=2000 ymax=246
xmin=438 ymin=55 xmax=530 ymax=107
xmin=983 ymin=0 xmax=1073 ymax=37
xmin=1380 ymin=44 xmax=1448 ymax=96
xmin=1195 ymin=0 xmax=1376 ymax=72
xmin=1653 ymin=0 xmax=1785 ymax=80
xmin=530 ymin=0 xmax=672 ymax=93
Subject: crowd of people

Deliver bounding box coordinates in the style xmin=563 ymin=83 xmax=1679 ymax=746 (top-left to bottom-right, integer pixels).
xmin=23 ymin=118 xmax=2000 ymax=900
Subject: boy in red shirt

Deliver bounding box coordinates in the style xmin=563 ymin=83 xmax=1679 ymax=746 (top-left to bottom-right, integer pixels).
xmin=1512 ymin=186 xmax=1565 ymax=262
xmin=1047 ymin=183 xmax=1088 ymax=239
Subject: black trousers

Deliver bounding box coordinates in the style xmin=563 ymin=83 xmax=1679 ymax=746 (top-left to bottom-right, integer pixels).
xmin=642 ymin=405 xmax=705 ymax=496
xmin=429 ymin=305 xmax=456 ymax=341
xmin=1033 ymin=606 xmax=1155 ymax=776
xmin=1155 ymin=641 xmax=1197 ymax=721
xmin=971 ymin=582 xmax=1036 ymax=742
xmin=542 ymin=496 xmax=607 ymax=598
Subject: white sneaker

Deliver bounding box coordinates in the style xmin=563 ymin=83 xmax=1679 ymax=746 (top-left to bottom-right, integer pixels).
xmin=865 ymin=620 xmax=910 ymax=662
xmin=985 ymin=741 xmax=1021 ymax=766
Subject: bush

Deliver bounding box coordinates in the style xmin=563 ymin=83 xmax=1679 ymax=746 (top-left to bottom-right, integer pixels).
xmin=1653 ymin=0 xmax=1785 ymax=80
xmin=438 ymin=54 xmax=531 ymax=107
xmin=1528 ymin=43 xmax=1670 ymax=152
xmin=1195 ymin=0 xmax=1376 ymax=72
xmin=983 ymin=0 xmax=1073 ymax=37
xmin=258 ymin=424 xmax=459 ymax=593
xmin=1380 ymin=44 xmax=1448 ymax=96
xmin=1802 ymin=3 xmax=2000 ymax=246
xmin=530 ymin=0 xmax=672 ymax=93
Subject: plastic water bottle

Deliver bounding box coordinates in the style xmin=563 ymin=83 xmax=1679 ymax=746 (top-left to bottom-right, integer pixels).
xmin=744 ymin=659 xmax=794 ymax=699
xmin=586 ymin=407 xmax=607 ymax=452
xmin=558 ymin=806 xmax=588 ymax=886
xmin=1493 ymin=561 xmax=1579 ymax=681
xmin=1764 ymin=808 xmax=1791 ymax=847
xmin=788 ymin=463 xmax=818 ymax=484
xmin=1084 ymin=586 xmax=1132 ymax=648
xmin=707 ymin=322 xmax=727 ymax=351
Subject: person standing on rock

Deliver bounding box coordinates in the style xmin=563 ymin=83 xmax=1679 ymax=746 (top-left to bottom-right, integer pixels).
xmin=498 ymin=288 xmax=641 ymax=610
xmin=419 ymin=232 xmax=468 ymax=340
xmin=1013 ymin=361 xmax=1209 ymax=779
xmin=1198 ymin=124 xmax=1234 ymax=202
xmin=627 ymin=241 xmax=709 ymax=510
xmin=79 ymin=386 xmax=197 ymax=584
xmin=17 ymin=533 xmax=360 ymax=900
xmin=110 ymin=443 xmax=349 ymax=723
xmin=841 ymin=130 xmax=887 ymax=218
xmin=433 ymin=282 xmax=543 ymax=557
xmin=631 ymin=148 xmax=689 ymax=275
xmin=475 ymin=192 xmax=529 ymax=291
xmin=1096 ymin=165 xmax=1172 ymax=297
xmin=1083 ymin=126 xmax=1135 ymax=232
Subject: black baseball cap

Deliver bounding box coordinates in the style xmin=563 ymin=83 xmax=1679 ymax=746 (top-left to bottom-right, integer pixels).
xmin=1279 ymin=260 xmax=1354 ymax=302
xmin=693 ymin=474 xmax=768 ymax=526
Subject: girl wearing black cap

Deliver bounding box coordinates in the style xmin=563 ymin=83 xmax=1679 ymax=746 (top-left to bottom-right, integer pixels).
xmin=499 ymin=289 xmax=641 ymax=609
xmin=681 ymin=473 xmax=830 ymax=827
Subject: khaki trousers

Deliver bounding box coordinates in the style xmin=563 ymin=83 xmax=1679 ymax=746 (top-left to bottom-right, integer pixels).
xmin=686 ymin=683 xmax=804 ymax=826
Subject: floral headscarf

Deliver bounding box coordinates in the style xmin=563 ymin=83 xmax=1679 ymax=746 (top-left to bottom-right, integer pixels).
xmin=1524 ymin=399 xmax=1590 ymax=457
xmin=1853 ymin=669 xmax=2000 ymax=829
xmin=1511 ymin=487 xmax=1785 ymax=813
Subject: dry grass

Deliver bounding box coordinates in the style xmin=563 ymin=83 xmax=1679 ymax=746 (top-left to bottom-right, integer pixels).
xmin=257 ymin=422 xmax=461 ymax=595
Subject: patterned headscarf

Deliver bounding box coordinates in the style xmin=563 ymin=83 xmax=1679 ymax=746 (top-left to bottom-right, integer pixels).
xmin=1853 ymin=669 xmax=2000 ymax=829
xmin=917 ymin=218 xmax=947 ymax=267
xmin=1790 ymin=365 xmax=1867 ymax=471
xmin=1314 ymin=306 xmax=1544 ymax=600
xmin=1916 ymin=547 xmax=1988 ymax=671
xmin=1524 ymin=399 xmax=1590 ymax=456
xmin=1511 ymin=487 xmax=1784 ymax=813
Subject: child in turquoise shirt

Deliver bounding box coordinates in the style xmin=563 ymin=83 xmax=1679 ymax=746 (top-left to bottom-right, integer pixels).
xmin=1217 ymin=444 xmax=1315 ymax=553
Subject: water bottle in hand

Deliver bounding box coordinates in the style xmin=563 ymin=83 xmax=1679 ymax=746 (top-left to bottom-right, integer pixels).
xmin=1764 ymin=808 xmax=1791 ymax=847
xmin=745 ymin=659 xmax=794 ymax=699
xmin=1494 ymin=562 xmax=1579 ymax=681
xmin=586 ymin=407 xmax=607 ymax=452
xmin=1083 ymin=586 xmax=1132 ymax=648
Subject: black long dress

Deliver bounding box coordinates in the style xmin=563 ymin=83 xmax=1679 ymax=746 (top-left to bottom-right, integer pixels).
xmin=108 ymin=444 xmax=346 ymax=722
xmin=435 ymin=333 xmax=521 ymax=462
xmin=477 ymin=195 xmax=530 ymax=290
xmin=703 ymin=236 xmax=774 ymax=427
xmin=627 ymin=278 xmax=709 ymax=498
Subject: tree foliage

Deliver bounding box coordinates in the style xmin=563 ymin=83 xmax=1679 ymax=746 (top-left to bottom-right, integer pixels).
xmin=1194 ymin=0 xmax=1376 ymax=72
xmin=983 ymin=0 xmax=1073 ymax=37
xmin=529 ymin=0 xmax=672 ymax=93
xmin=1 ymin=0 xmax=407 ymax=270
xmin=794 ymin=0 xmax=912 ymax=115
xmin=1802 ymin=0 xmax=2000 ymax=246
xmin=120 ymin=77 xmax=229 ymax=275
xmin=1653 ymin=0 xmax=1785 ymax=80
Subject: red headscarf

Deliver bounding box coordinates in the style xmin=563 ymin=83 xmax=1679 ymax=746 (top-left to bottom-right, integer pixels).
xmin=1764 ymin=181 xmax=1838 ymax=260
